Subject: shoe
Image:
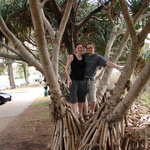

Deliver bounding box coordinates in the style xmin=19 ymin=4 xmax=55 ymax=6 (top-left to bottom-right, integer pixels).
xmin=88 ymin=112 xmax=94 ymax=118
xmin=79 ymin=117 xmax=85 ymax=124
xmin=84 ymin=114 xmax=89 ymax=120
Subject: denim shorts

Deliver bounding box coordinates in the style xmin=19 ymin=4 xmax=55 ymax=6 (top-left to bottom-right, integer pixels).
xmin=70 ymin=80 xmax=86 ymax=104
xmin=86 ymin=80 xmax=97 ymax=101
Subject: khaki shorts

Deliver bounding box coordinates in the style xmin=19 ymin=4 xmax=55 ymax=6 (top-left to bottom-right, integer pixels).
xmin=86 ymin=80 xmax=97 ymax=101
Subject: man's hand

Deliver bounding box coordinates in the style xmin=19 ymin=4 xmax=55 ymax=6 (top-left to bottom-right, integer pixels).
xmin=106 ymin=61 xmax=124 ymax=72
xmin=117 ymin=66 xmax=124 ymax=72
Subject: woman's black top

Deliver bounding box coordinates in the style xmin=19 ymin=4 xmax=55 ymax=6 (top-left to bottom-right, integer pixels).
xmin=70 ymin=54 xmax=85 ymax=80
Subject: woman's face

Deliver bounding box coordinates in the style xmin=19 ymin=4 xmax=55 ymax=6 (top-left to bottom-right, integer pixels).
xmin=75 ymin=44 xmax=84 ymax=53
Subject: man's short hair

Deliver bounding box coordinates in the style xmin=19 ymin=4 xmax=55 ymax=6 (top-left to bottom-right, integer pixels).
xmin=85 ymin=42 xmax=95 ymax=48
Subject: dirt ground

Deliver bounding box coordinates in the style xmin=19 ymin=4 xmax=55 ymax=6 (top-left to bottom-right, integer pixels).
xmin=0 ymin=87 xmax=149 ymax=150
xmin=0 ymin=97 xmax=53 ymax=150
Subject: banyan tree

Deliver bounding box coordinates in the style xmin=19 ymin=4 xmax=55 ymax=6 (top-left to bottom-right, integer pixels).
xmin=0 ymin=0 xmax=150 ymax=149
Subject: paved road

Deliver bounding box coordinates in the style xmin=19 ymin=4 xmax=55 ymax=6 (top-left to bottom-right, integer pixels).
xmin=0 ymin=78 xmax=37 ymax=90
xmin=0 ymin=86 xmax=43 ymax=132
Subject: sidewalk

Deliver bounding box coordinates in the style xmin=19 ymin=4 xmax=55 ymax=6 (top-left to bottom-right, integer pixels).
xmin=0 ymin=84 xmax=43 ymax=132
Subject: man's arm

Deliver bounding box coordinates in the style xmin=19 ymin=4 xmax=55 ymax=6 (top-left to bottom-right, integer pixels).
xmin=106 ymin=61 xmax=124 ymax=72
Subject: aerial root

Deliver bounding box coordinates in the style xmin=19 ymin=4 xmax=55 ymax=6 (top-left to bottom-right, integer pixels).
xmin=50 ymin=102 xmax=149 ymax=150
xmin=77 ymin=104 xmax=125 ymax=150
xmin=51 ymin=106 xmax=84 ymax=150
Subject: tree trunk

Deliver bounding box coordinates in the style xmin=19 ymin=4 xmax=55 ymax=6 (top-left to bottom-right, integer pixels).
xmin=96 ymin=24 xmax=124 ymax=102
xmin=7 ymin=62 xmax=16 ymax=89
xmin=23 ymin=63 xmax=30 ymax=85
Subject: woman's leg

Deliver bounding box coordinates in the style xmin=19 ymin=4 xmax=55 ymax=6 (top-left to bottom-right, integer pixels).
xmin=78 ymin=102 xmax=83 ymax=117
xmin=83 ymin=99 xmax=89 ymax=120
xmin=78 ymin=102 xmax=85 ymax=123
xmin=70 ymin=103 xmax=78 ymax=115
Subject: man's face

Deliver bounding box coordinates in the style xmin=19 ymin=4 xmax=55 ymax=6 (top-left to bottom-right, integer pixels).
xmin=86 ymin=44 xmax=95 ymax=56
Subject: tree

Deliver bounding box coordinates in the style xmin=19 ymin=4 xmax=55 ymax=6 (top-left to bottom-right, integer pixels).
xmin=15 ymin=62 xmax=30 ymax=84
xmin=0 ymin=0 xmax=114 ymax=70
xmin=7 ymin=60 xmax=16 ymax=88
xmin=0 ymin=0 xmax=150 ymax=149
xmin=0 ymin=59 xmax=7 ymax=75
xmin=30 ymin=0 xmax=150 ymax=149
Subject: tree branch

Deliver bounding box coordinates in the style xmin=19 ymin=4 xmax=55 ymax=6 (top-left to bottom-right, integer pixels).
xmin=107 ymin=58 xmax=150 ymax=122
xmin=56 ymin=0 xmax=74 ymax=44
xmin=48 ymin=0 xmax=62 ymax=21
xmin=0 ymin=53 xmax=27 ymax=62
xmin=119 ymin=0 xmax=138 ymax=44
xmin=133 ymin=0 xmax=150 ymax=23
xmin=0 ymin=15 xmax=43 ymax=74
xmin=105 ymin=0 xmax=116 ymax=26
xmin=0 ymin=41 xmax=21 ymax=55
xmin=76 ymin=0 xmax=114 ymax=31
xmin=40 ymin=5 xmax=55 ymax=41
xmin=138 ymin=17 xmax=150 ymax=45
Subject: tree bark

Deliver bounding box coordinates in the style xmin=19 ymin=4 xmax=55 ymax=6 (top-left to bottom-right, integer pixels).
xmin=23 ymin=63 xmax=30 ymax=84
xmin=29 ymin=0 xmax=62 ymax=103
xmin=7 ymin=62 xmax=16 ymax=89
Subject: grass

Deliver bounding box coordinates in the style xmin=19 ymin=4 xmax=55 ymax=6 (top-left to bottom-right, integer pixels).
xmin=39 ymin=113 xmax=50 ymax=120
xmin=34 ymin=101 xmax=49 ymax=107
xmin=2 ymin=83 xmax=39 ymax=92
xmin=25 ymin=98 xmax=50 ymax=125
xmin=34 ymin=95 xmax=50 ymax=103
xmin=32 ymin=94 xmax=50 ymax=121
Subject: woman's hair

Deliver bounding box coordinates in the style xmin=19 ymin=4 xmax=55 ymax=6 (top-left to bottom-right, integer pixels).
xmin=75 ymin=42 xmax=84 ymax=48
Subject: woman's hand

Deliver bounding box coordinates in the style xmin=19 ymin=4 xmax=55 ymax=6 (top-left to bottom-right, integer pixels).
xmin=67 ymin=78 xmax=72 ymax=87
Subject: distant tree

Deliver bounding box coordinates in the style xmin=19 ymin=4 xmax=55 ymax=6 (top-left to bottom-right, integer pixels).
xmin=7 ymin=61 xmax=16 ymax=88
xmin=0 ymin=60 xmax=6 ymax=75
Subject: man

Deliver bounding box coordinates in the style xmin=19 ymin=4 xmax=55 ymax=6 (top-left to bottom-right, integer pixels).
xmin=83 ymin=42 xmax=123 ymax=117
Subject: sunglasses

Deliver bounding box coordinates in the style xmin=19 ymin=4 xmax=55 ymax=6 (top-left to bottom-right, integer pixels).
xmin=86 ymin=46 xmax=94 ymax=49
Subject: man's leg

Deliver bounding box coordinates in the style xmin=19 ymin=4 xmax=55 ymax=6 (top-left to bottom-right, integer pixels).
xmin=90 ymin=101 xmax=96 ymax=114
xmin=89 ymin=80 xmax=96 ymax=115
xmin=83 ymin=99 xmax=89 ymax=115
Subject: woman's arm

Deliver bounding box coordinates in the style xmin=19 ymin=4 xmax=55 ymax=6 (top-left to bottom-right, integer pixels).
xmin=65 ymin=55 xmax=73 ymax=87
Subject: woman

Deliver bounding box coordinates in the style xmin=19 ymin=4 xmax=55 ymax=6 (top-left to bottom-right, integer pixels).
xmin=65 ymin=43 xmax=86 ymax=123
